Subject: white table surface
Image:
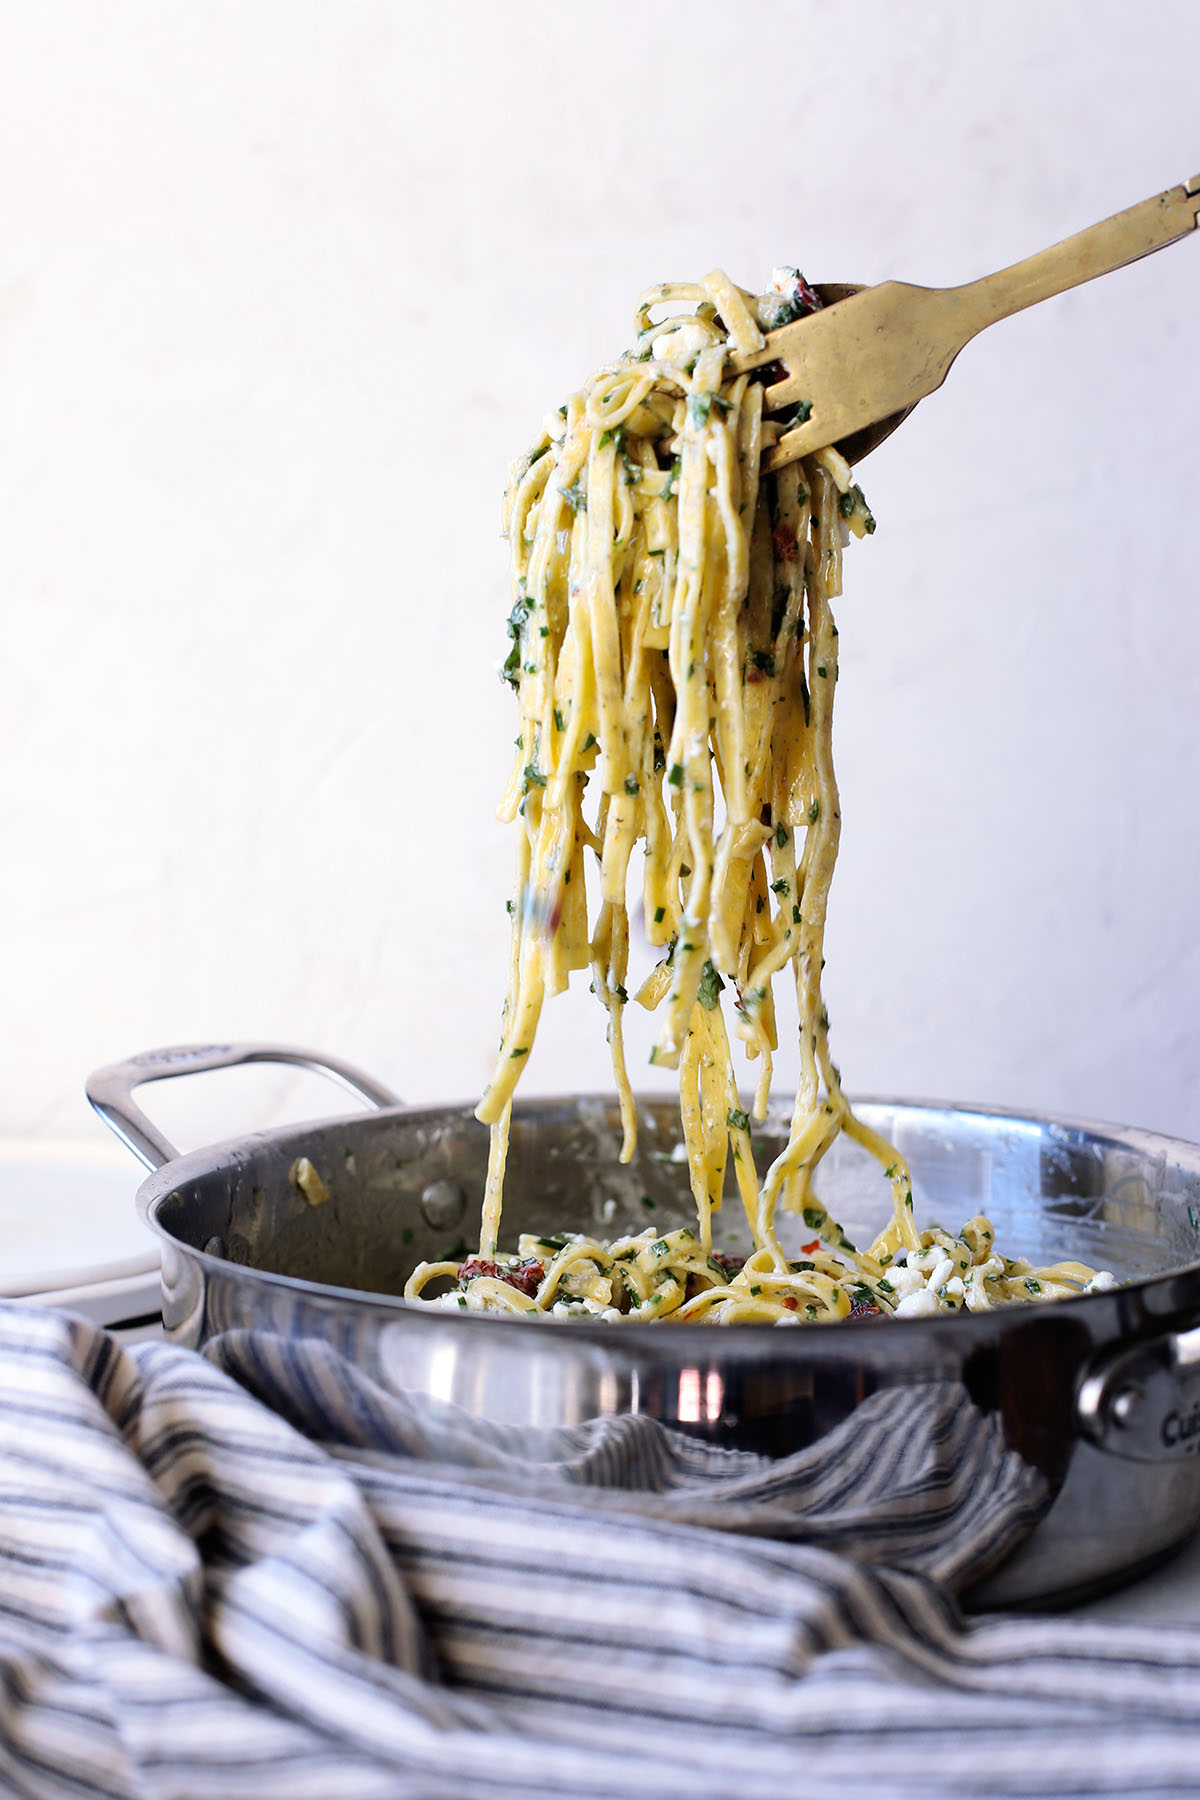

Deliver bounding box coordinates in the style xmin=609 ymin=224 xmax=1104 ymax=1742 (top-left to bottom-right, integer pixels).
xmin=1073 ymin=1524 xmax=1200 ymax=1626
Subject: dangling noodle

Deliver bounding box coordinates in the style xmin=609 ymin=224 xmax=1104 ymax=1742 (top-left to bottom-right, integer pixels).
xmin=405 ymin=270 xmax=1111 ymax=1324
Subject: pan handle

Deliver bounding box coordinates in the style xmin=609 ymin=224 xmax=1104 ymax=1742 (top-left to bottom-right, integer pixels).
xmin=87 ymin=1042 xmax=401 ymax=1171
xmin=1077 ymin=1322 xmax=1200 ymax=1463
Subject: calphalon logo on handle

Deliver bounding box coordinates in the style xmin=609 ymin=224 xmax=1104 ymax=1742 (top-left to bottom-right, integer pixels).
xmin=1161 ymin=1403 xmax=1200 ymax=1451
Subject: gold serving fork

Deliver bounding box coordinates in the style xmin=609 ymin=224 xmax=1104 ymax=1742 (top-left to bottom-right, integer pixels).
xmin=730 ymin=174 xmax=1200 ymax=471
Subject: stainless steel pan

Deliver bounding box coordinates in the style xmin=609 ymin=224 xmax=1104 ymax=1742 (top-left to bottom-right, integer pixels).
xmin=89 ymin=1042 xmax=1200 ymax=1608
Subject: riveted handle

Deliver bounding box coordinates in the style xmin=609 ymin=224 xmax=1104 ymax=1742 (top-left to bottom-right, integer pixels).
xmin=87 ymin=1042 xmax=401 ymax=1171
xmin=1077 ymin=1325 xmax=1200 ymax=1462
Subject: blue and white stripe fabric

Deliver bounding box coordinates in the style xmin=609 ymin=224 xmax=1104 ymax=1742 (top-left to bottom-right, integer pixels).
xmin=0 ymin=1301 xmax=1198 ymax=1799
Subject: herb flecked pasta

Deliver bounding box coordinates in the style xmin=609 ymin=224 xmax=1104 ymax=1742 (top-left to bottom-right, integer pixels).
xmin=405 ymin=271 xmax=1112 ymax=1324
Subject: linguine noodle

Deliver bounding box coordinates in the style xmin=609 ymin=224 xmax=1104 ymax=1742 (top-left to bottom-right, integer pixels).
xmin=405 ymin=271 xmax=1110 ymax=1323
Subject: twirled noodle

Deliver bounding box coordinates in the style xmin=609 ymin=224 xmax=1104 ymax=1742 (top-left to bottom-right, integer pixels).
xmin=405 ymin=270 xmax=1113 ymax=1324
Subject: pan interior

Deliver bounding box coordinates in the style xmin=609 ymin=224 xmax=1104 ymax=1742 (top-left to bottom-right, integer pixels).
xmin=148 ymin=1097 xmax=1200 ymax=1301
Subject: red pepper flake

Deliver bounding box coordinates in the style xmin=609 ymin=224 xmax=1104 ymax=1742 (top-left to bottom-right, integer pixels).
xmin=801 ymin=1239 xmax=820 ymax=1255
xmin=782 ymin=1295 xmax=799 ymax=1311
xmin=458 ymin=1256 xmax=544 ymax=1298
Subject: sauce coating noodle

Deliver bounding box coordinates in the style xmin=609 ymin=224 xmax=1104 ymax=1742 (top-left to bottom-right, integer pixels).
xmin=406 ymin=271 xmax=1111 ymax=1323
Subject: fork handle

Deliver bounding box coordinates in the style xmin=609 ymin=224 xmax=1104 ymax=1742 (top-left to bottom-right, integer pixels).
xmin=951 ymin=176 xmax=1200 ymax=335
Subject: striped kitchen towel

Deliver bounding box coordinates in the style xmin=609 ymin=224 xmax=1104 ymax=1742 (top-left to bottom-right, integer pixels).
xmin=0 ymin=1301 xmax=1197 ymax=1799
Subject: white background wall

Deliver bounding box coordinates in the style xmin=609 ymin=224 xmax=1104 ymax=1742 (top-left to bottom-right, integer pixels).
xmin=0 ymin=0 xmax=1197 ymax=1157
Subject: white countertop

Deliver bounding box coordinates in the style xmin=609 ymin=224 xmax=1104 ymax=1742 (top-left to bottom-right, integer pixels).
xmin=1074 ymin=1525 xmax=1200 ymax=1627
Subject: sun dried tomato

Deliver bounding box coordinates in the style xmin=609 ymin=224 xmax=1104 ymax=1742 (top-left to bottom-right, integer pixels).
xmin=772 ymin=521 xmax=800 ymax=562
xmin=848 ymin=1299 xmax=883 ymax=1319
xmin=458 ymin=1257 xmax=544 ymax=1298
xmin=790 ymin=274 xmax=823 ymax=317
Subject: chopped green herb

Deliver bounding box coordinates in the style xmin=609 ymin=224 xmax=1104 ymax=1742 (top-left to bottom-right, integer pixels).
xmin=697 ymin=960 xmax=724 ymax=1010
xmin=1025 ymin=1278 xmax=1043 ymax=1295
xmin=795 ymin=399 xmax=812 ymax=423
xmin=687 ymin=392 xmax=713 ymax=429
xmin=559 ymin=479 xmax=587 ymax=514
xmin=667 ymin=762 xmax=683 ymax=787
xmin=641 ymin=1194 xmax=656 ymax=1211
xmin=553 ymin=708 xmax=565 ymax=732
xmin=839 ymin=490 xmax=856 ymax=518
xmin=792 ymin=904 xmax=801 ymax=923
xmin=802 ymin=1207 xmax=826 ymax=1231
xmin=505 ymin=599 xmax=528 ymax=639
xmin=816 ymin=665 xmax=827 ymax=678
xmin=613 ymin=984 xmax=628 ymax=1003
xmin=808 ymin=800 xmax=820 ymax=824
xmin=624 ymin=774 xmax=639 ymax=795
xmin=751 ymin=648 xmax=776 ymax=677
xmin=770 ymin=878 xmax=789 ymax=896
xmin=727 ymin=1107 xmax=750 ymax=1132
xmin=582 ymin=732 xmax=597 ymax=751
xmin=522 ymin=763 xmax=547 ymax=789
xmin=653 ymin=905 xmax=666 ymax=924
xmin=402 ymin=1226 xmax=414 ymax=1246
xmin=505 ymin=899 xmax=514 ymax=914
xmin=775 ymin=823 xmax=788 ymax=848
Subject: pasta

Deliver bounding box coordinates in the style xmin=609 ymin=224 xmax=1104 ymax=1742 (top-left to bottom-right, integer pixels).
xmin=405 ymin=270 xmax=1112 ymax=1324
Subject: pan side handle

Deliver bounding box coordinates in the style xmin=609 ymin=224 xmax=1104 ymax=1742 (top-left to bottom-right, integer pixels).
xmin=87 ymin=1043 xmax=401 ymax=1171
xmin=1077 ymin=1323 xmax=1200 ymax=1464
